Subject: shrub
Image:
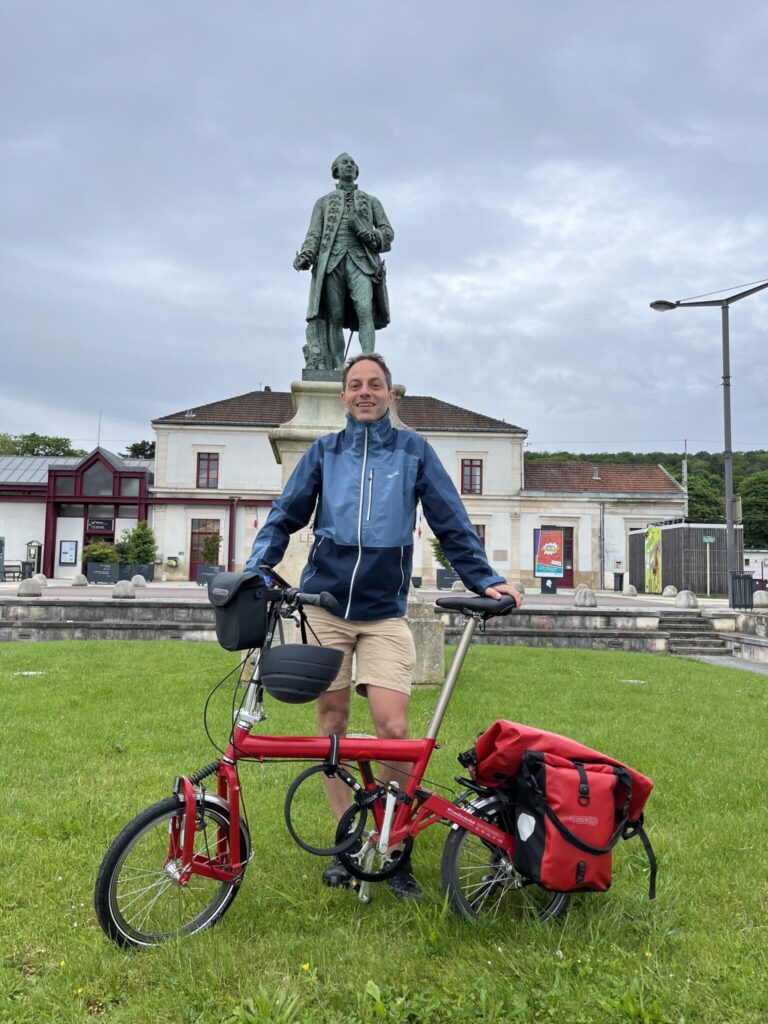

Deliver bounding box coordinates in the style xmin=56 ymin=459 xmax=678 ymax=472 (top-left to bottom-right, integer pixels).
xmin=201 ymin=533 xmax=223 ymax=565
xmin=429 ymin=537 xmax=451 ymax=569
xmin=82 ymin=542 xmax=118 ymax=564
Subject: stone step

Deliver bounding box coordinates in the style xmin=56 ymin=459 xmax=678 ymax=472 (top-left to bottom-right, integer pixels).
xmin=671 ymin=638 xmax=729 ymax=647
xmin=670 ymin=645 xmax=729 ymax=656
xmin=669 ymin=641 xmax=728 ymax=652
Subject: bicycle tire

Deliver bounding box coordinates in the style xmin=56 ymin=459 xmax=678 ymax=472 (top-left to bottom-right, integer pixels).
xmin=94 ymin=795 xmax=250 ymax=947
xmin=441 ymin=793 xmax=570 ymax=922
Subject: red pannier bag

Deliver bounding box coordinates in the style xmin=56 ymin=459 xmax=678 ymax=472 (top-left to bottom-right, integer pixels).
xmin=458 ymin=721 xmax=656 ymax=897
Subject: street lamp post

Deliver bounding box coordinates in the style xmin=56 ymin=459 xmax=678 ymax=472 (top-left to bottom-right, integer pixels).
xmin=650 ymin=279 xmax=768 ymax=606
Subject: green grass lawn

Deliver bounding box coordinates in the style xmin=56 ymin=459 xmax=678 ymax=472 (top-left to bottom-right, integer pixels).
xmin=1 ymin=641 xmax=766 ymax=1024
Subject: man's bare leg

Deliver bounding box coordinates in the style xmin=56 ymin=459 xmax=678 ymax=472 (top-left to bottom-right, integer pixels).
xmin=316 ymin=688 xmax=352 ymax=822
xmin=366 ymin=686 xmax=411 ymax=791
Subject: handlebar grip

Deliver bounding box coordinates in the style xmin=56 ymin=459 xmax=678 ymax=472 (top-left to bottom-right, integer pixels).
xmin=298 ymin=591 xmax=339 ymax=611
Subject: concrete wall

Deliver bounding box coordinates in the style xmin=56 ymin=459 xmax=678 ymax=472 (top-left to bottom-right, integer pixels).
xmin=0 ymin=503 xmax=45 ymax=563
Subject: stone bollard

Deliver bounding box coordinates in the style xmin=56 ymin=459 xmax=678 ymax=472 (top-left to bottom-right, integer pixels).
xmin=662 ymin=585 xmax=678 ymax=598
xmin=574 ymin=587 xmax=597 ymax=607
xmin=623 ymin=584 xmax=638 ymax=597
xmin=32 ymin=573 xmax=48 ymax=587
xmin=675 ymin=590 xmax=698 ymax=609
xmin=131 ymin=574 xmax=147 ymax=587
xmin=575 ymin=583 xmax=588 ymax=593
xmin=113 ymin=580 xmax=135 ymax=600
xmin=510 ymin=581 xmax=526 ymax=595
xmin=17 ymin=578 xmax=42 ymax=597
xmin=450 ymin=579 xmax=467 ymax=592
xmin=72 ymin=573 xmax=88 ymax=587
xmin=753 ymin=590 xmax=768 ymax=608
xmin=406 ymin=600 xmax=444 ymax=685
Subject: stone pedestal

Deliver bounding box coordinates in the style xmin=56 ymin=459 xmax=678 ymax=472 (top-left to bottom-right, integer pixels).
xmin=266 ymin=376 xmax=406 ymax=586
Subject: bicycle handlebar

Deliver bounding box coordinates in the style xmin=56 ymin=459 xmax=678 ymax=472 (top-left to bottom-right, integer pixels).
xmin=297 ymin=591 xmax=338 ymax=611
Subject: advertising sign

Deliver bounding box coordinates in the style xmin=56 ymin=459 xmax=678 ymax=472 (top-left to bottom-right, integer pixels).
xmin=644 ymin=526 xmax=662 ymax=594
xmin=534 ymin=528 xmax=564 ymax=578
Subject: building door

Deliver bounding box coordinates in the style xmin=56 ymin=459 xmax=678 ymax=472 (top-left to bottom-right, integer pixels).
xmin=189 ymin=519 xmax=221 ymax=581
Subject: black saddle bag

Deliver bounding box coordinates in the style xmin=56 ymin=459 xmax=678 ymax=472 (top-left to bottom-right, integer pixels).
xmin=207 ymin=571 xmax=268 ymax=651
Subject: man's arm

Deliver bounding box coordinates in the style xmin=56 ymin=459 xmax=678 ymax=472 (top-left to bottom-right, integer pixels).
xmin=245 ymin=441 xmax=323 ymax=572
xmin=416 ymin=442 xmax=522 ymax=604
xmin=293 ymin=197 xmax=325 ymax=270
xmin=369 ymin=196 xmax=394 ymax=253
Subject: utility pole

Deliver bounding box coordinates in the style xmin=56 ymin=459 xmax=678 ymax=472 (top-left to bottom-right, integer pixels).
xmin=682 ymin=439 xmax=688 ymax=519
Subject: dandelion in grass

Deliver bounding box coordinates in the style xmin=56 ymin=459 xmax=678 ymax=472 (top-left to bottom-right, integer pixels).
xmin=302 ymin=963 xmax=311 ymax=971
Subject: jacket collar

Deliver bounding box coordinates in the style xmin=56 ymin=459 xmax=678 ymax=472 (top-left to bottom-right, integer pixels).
xmin=343 ymin=410 xmax=395 ymax=451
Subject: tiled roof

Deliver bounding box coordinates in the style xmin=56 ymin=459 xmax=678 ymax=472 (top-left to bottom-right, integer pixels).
xmin=153 ymin=390 xmax=523 ymax=433
xmin=523 ymin=461 xmax=684 ymax=494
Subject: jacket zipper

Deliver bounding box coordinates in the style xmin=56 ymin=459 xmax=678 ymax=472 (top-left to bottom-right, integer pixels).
xmin=366 ymin=468 xmax=374 ymax=520
xmin=345 ymin=426 xmax=368 ymax=619
xmin=303 ymin=536 xmax=324 ymax=585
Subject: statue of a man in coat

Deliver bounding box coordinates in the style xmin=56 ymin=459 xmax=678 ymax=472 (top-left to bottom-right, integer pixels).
xmin=294 ymin=153 xmax=394 ymax=371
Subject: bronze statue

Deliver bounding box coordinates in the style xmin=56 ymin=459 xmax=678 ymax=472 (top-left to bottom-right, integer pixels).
xmin=295 ymin=153 xmax=394 ymax=372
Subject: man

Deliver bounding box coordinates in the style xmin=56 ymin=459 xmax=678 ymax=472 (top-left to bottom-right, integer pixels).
xmin=246 ymin=354 xmax=521 ymax=898
xmin=294 ymin=153 xmax=393 ymax=368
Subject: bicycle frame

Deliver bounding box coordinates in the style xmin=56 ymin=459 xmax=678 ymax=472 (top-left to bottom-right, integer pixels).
xmin=171 ymin=601 xmax=516 ymax=885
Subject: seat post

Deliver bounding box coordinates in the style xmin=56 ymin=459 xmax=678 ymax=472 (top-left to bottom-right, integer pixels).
xmin=425 ymin=615 xmax=478 ymax=741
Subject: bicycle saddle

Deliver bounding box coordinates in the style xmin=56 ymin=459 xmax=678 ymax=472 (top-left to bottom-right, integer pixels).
xmin=435 ymin=595 xmax=518 ymax=618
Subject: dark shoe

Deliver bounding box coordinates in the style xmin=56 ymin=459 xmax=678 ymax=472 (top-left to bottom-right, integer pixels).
xmin=322 ymin=855 xmax=352 ymax=889
xmin=387 ymin=858 xmax=424 ymax=901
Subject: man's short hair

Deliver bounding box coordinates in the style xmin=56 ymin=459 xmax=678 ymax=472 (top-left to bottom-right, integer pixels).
xmin=331 ymin=152 xmax=359 ymax=180
xmin=342 ymin=353 xmax=393 ymax=391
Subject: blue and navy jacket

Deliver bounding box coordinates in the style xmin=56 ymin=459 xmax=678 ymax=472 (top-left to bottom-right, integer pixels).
xmin=246 ymin=411 xmax=505 ymax=620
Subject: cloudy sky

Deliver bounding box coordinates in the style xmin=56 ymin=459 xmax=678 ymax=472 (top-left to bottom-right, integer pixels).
xmin=2 ymin=1 xmax=767 ymax=456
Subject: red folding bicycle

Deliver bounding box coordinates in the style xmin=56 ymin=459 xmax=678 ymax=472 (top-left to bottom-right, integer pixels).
xmin=94 ymin=578 xmax=571 ymax=948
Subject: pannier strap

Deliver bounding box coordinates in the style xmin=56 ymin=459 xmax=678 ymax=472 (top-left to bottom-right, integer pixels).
xmin=525 ymin=764 xmax=633 ymax=856
xmin=623 ymin=817 xmax=657 ymax=900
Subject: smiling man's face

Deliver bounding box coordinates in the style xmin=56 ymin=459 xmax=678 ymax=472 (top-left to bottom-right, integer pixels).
xmin=341 ymin=359 xmax=395 ymax=421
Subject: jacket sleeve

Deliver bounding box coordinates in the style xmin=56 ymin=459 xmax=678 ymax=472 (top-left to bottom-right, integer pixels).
xmin=298 ymin=197 xmax=325 ymax=262
xmin=370 ymin=196 xmax=394 ymax=254
xmin=245 ymin=441 xmax=323 ymax=573
xmin=415 ymin=442 xmax=506 ymax=595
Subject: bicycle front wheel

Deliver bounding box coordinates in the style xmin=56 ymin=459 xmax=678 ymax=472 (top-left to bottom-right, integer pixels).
xmin=441 ymin=793 xmax=570 ymax=923
xmin=95 ymin=795 xmax=250 ymax=947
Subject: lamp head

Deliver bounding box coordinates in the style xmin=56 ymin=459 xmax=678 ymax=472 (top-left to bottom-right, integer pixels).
xmin=650 ymin=300 xmax=678 ymax=312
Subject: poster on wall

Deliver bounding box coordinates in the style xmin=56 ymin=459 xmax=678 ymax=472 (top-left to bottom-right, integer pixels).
xmin=645 ymin=526 xmax=662 ymax=593
xmin=534 ymin=528 xmax=564 ymax=578
xmin=59 ymin=540 xmax=78 ymax=565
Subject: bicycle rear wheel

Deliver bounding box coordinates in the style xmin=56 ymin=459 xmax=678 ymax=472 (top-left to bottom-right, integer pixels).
xmin=94 ymin=795 xmax=250 ymax=947
xmin=441 ymin=793 xmax=570 ymax=922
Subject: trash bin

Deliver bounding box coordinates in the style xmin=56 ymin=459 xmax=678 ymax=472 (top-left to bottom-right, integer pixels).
xmin=730 ymin=574 xmax=754 ymax=609
xmin=613 ymin=572 xmax=624 ymax=592
xmin=20 ymin=561 xmax=34 ymax=580
xmin=540 ymin=578 xmax=557 ymax=595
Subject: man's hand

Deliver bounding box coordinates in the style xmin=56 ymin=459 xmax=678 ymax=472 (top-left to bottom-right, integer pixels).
xmin=484 ymin=582 xmax=523 ymax=607
xmin=293 ymin=252 xmax=313 ymax=271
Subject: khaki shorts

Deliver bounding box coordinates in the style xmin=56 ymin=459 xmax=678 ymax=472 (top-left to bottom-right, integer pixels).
xmin=302 ymin=605 xmax=416 ymax=697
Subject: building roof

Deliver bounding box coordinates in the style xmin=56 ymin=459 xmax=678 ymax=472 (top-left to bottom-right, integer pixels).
xmin=153 ymin=390 xmax=524 ymax=434
xmin=523 ymin=461 xmax=684 ymax=495
xmin=0 ymin=448 xmax=152 ymax=485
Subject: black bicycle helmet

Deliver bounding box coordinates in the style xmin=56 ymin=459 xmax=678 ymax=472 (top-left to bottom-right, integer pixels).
xmin=259 ymin=644 xmax=343 ymax=704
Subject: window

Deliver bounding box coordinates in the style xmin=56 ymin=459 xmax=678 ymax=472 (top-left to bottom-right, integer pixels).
xmin=120 ymin=505 xmax=139 ymax=519
xmin=82 ymin=461 xmax=114 ymax=496
xmin=196 ymin=453 xmax=219 ymax=489
xmin=473 ymin=524 xmax=486 ymax=548
xmin=190 ymin=519 xmax=221 ymax=566
xmin=461 ymin=458 xmax=483 ymax=495
xmin=55 ymin=476 xmax=75 ymax=495
xmin=120 ymin=477 xmax=140 ymax=496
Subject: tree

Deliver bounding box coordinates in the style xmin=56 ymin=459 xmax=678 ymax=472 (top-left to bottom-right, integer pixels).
xmin=686 ymin=476 xmax=724 ymax=523
xmin=740 ymin=471 xmax=768 ymax=548
xmin=122 ymin=440 xmax=155 ymax=459
xmin=1 ymin=432 xmax=85 ymax=457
